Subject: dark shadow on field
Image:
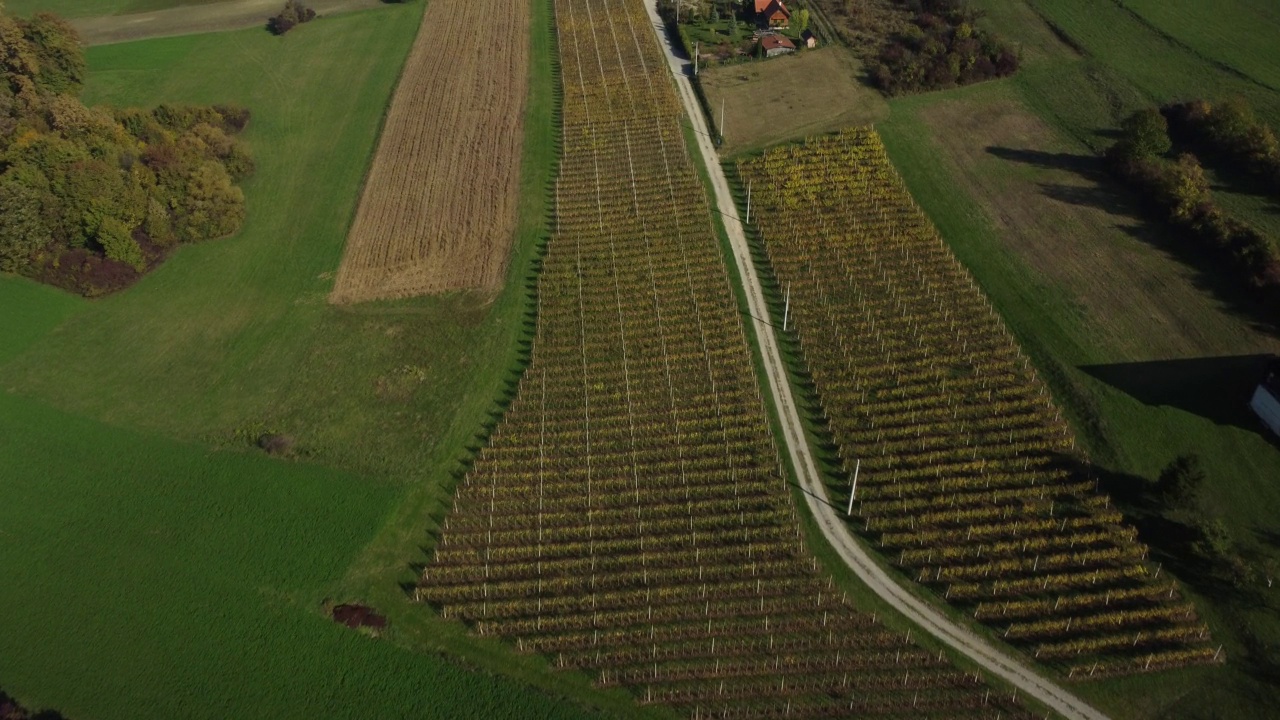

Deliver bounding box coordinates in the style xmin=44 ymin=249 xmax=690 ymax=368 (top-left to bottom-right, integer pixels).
xmin=987 ymin=145 xmax=1280 ymax=340
xmin=1080 ymin=354 xmax=1275 ymax=436
xmin=1037 ymin=182 xmax=1135 ymax=217
xmin=1054 ymin=454 xmax=1240 ymax=606
xmin=1114 ymin=221 xmax=1280 ymax=340
xmin=986 ymin=146 xmax=1107 ymax=179
xmin=985 ymin=146 xmax=1143 ymax=218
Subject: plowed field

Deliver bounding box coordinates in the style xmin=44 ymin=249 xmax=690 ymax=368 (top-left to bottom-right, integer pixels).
xmin=331 ymin=0 xmax=529 ymax=303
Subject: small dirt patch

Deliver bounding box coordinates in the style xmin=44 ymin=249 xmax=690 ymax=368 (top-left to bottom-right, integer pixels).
xmin=256 ymin=433 xmax=295 ymax=456
xmin=331 ymin=603 xmax=387 ymax=630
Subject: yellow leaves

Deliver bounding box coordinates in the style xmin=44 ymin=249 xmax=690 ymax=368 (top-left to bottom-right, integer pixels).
xmin=11 ymin=126 xmax=39 ymax=148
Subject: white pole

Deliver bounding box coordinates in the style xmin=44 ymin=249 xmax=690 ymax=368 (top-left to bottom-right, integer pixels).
xmin=846 ymin=460 xmax=860 ymax=516
xmin=782 ymin=282 xmax=791 ymax=331
xmin=695 ymin=41 xmax=699 ymax=75
xmin=746 ymin=180 xmax=752 ymax=223
xmin=719 ymin=97 xmax=725 ymax=140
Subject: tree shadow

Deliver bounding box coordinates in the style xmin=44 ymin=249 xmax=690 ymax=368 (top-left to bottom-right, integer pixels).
xmin=1054 ymin=454 xmax=1239 ymax=604
xmin=1037 ymin=182 xmax=1135 ymax=217
xmin=1113 ymin=222 xmax=1280 ymax=338
xmin=985 ymin=146 xmax=1147 ymax=221
xmin=1080 ymin=354 xmax=1276 ymax=438
xmin=986 ymin=146 xmax=1110 ymax=181
xmin=987 ymin=145 xmax=1280 ymax=339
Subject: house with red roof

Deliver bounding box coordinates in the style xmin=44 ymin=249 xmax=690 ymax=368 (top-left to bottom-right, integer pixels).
xmin=754 ymin=0 xmax=791 ymax=28
xmin=760 ymin=33 xmax=796 ymax=57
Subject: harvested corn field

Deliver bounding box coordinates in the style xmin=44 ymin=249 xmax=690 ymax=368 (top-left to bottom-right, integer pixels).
xmin=331 ymin=0 xmax=529 ymax=302
xmin=416 ymin=0 xmax=1030 ymax=716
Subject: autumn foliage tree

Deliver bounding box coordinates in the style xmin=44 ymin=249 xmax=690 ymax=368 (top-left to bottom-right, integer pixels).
xmin=1106 ymin=105 xmax=1280 ymax=297
xmin=0 ymin=6 xmax=253 ymax=295
xmin=1166 ymin=97 xmax=1280 ymax=197
xmin=870 ymin=0 xmax=1018 ymax=95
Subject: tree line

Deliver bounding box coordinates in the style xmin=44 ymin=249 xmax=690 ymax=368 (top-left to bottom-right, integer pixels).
xmin=0 ymin=9 xmax=253 ymax=296
xmin=1105 ymin=99 xmax=1280 ymax=300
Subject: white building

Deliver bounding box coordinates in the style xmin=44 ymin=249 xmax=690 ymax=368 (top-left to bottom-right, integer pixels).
xmin=1250 ymin=360 xmax=1280 ymax=437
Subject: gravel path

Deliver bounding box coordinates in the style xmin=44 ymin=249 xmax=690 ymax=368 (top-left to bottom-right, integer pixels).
xmin=71 ymin=0 xmax=385 ymax=45
xmin=639 ymin=2 xmax=1111 ymax=718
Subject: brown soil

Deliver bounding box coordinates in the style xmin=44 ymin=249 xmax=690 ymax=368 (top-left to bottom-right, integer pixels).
xmin=330 ymin=0 xmax=530 ymax=304
xmin=331 ymin=603 xmax=387 ymax=629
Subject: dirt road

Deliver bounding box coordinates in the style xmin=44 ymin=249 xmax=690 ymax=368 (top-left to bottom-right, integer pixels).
xmin=640 ymin=2 xmax=1110 ymax=718
xmin=71 ymin=0 xmax=385 ymax=45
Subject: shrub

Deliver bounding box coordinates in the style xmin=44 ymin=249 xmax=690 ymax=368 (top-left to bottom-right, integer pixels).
xmin=1120 ymin=107 xmax=1172 ymax=159
xmin=870 ymin=0 xmax=1018 ymax=95
xmin=1156 ymin=454 xmax=1205 ymax=509
xmin=1166 ymin=97 xmax=1280 ymax=197
xmin=95 ymin=215 xmax=146 ymax=271
xmin=1106 ymin=107 xmax=1280 ymax=297
xmin=268 ymin=0 xmax=317 ymax=36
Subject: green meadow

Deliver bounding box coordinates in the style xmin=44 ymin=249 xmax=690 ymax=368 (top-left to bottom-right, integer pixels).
xmin=0 ymin=3 xmax=632 ymax=718
xmin=0 ymin=391 xmax=595 ymax=720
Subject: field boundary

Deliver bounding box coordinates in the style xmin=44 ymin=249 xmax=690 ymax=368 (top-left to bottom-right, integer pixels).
xmin=331 ymin=0 xmax=531 ymax=302
xmin=70 ymin=0 xmax=386 ymax=45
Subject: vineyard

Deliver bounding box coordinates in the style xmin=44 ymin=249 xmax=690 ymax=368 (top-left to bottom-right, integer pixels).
xmin=331 ymin=0 xmax=529 ymax=302
xmin=736 ymin=129 xmax=1222 ymax=680
xmin=416 ymin=0 xmax=1030 ymax=717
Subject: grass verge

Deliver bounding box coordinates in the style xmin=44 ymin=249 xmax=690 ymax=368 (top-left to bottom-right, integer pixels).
xmin=0 ymin=3 xmax=646 ymax=718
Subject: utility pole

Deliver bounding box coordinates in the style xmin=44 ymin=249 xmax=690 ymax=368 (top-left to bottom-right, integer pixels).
xmin=746 ymin=180 xmax=752 ymax=223
xmin=782 ymin=281 xmax=791 ymax=331
xmin=694 ymin=41 xmax=699 ymax=75
xmin=719 ymin=97 xmax=725 ymax=143
xmin=846 ymin=460 xmax=860 ymax=517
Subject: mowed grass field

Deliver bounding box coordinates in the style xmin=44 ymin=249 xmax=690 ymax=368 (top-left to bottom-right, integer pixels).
xmin=869 ymin=0 xmax=1280 ymax=716
xmin=3 ymin=5 xmax=518 ymax=485
xmin=6 ymin=0 xmax=234 ymax=18
xmin=700 ymin=47 xmax=888 ymax=156
xmin=0 ymin=3 xmax=637 ymax=718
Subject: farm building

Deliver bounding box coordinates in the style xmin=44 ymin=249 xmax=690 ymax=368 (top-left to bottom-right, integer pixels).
xmin=1251 ymin=359 xmax=1280 ymax=437
xmin=761 ymin=34 xmax=796 ymax=57
xmin=754 ymin=0 xmax=791 ymax=28
xmin=801 ymin=29 xmax=817 ymax=48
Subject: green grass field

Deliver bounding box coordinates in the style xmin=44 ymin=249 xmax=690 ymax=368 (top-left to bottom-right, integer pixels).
xmin=4 ymin=5 xmax=506 ymax=485
xmin=0 ymin=3 xmax=640 ymax=718
xmin=871 ymin=1 xmax=1280 ymax=716
xmin=1124 ymin=0 xmax=1280 ymax=92
xmin=0 ymin=391 xmax=606 ymax=720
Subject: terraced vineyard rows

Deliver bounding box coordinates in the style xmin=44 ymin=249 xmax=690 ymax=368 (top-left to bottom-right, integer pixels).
xmin=736 ymin=129 xmax=1222 ymax=680
xmin=417 ymin=1 xmax=1029 ymax=717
